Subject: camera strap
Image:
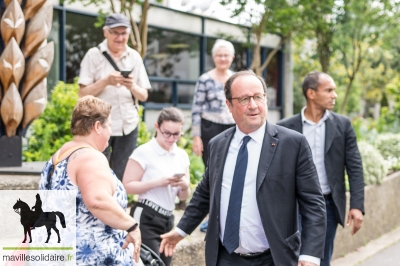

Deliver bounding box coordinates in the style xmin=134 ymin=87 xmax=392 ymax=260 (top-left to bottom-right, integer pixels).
xmin=97 ymin=46 xmax=138 ymax=110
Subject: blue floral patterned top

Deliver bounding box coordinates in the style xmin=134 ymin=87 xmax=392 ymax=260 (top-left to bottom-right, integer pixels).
xmin=39 ymin=155 xmax=133 ymax=266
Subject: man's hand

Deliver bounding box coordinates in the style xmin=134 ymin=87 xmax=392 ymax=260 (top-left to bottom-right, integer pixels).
xmin=298 ymin=261 xmax=318 ymax=266
xmin=347 ymin=208 xmax=363 ymax=235
xmin=123 ymin=227 xmax=141 ymax=263
xmin=107 ymin=71 xmax=125 ymax=87
xmin=160 ymin=230 xmax=184 ymax=257
xmin=122 ymin=74 xmax=135 ymax=90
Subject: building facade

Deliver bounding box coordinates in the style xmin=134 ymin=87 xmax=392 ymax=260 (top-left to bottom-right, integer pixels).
xmin=48 ymin=1 xmax=293 ymax=127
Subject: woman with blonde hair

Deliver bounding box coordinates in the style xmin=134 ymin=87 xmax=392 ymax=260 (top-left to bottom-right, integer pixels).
xmin=40 ymin=95 xmax=141 ymax=265
xmin=123 ymin=107 xmax=190 ymax=266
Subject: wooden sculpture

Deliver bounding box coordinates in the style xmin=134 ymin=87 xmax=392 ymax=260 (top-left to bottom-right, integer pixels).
xmin=1 ymin=83 xmax=23 ymax=137
xmin=4 ymin=0 xmax=22 ymax=7
xmin=0 ymin=0 xmax=53 ymax=166
xmin=1 ymin=0 xmax=25 ymax=46
xmin=23 ymin=0 xmax=47 ymax=20
xmin=0 ymin=37 xmax=25 ymax=92
xmin=22 ymin=0 xmax=52 ymax=58
xmin=21 ymin=41 xmax=54 ymax=100
xmin=22 ymin=79 xmax=47 ymax=129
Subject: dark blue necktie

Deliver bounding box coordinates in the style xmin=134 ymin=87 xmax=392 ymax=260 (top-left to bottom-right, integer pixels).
xmin=223 ymin=135 xmax=251 ymax=254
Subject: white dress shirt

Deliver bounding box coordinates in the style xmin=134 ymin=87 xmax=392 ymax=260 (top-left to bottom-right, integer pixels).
xmin=301 ymin=107 xmax=331 ymax=195
xmin=219 ymin=123 xmax=269 ymax=253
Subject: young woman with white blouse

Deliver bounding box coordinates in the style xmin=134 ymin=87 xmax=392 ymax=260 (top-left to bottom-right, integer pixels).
xmin=123 ymin=107 xmax=190 ymax=266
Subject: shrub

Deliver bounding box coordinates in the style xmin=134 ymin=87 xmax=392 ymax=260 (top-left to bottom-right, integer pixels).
xmin=177 ymin=130 xmax=205 ymax=185
xmin=373 ymin=133 xmax=400 ymax=171
xmin=137 ymin=106 xmax=152 ymax=146
xmin=23 ymin=81 xmax=79 ymax=161
xmin=358 ymin=141 xmax=388 ymax=185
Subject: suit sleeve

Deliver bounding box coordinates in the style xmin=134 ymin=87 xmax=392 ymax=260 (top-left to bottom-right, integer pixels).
xmin=296 ymin=136 xmax=327 ymax=258
xmin=344 ymin=118 xmax=365 ymax=213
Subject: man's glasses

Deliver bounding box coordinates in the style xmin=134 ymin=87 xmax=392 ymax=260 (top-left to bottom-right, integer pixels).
xmin=230 ymin=93 xmax=266 ymax=106
xmin=108 ymin=29 xmax=130 ymax=38
xmin=159 ymin=128 xmax=182 ymax=139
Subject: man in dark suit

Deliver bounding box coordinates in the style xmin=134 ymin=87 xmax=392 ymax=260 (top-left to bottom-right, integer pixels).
xmin=159 ymin=70 xmax=326 ymax=266
xmin=278 ymin=72 xmax=364 ymax=266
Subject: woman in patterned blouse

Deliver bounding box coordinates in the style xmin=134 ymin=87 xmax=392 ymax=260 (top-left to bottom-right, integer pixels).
xmin=191 ymin=39 xmax=236 ymax=167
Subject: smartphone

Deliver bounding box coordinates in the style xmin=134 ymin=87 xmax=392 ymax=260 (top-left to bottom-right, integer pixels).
xmin=120 ymin=69 xmax=132 ymax=78
xmin=173 ymin=173 xmax=185 ymax=178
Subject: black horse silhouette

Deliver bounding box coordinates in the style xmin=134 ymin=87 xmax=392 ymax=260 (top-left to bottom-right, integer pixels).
xmin=13 ymin=195 xmax=66 ymax=243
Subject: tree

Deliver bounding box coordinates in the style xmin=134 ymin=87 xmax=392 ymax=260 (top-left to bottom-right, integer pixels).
xmin=221 ymin=0 xmax=304 ymax=76
xmin=68 ymin=0 xmax=162 ymax=58
xmin=301 ymin=0 xmax=345 ymax=73
xmin=333 ymin=0 xmax=400 ymax=113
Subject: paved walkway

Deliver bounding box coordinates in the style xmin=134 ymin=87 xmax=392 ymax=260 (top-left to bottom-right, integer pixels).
xmin=359 ymin=240 xmax=400 ymax=266
xmin=332 ymin=226 xmax=400 ymax=266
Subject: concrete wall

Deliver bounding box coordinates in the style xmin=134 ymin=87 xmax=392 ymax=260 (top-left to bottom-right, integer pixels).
xmin=2 ymin=171 xmax=399 ymax=264
xmin=332 ymin=171 xmax=400 ymax=259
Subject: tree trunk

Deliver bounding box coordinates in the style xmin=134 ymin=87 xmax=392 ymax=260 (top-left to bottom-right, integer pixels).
xmin=340 ymin=76 xmax=354 ymax=114
xmin=316 ymin=27 xmax=333 ymax=73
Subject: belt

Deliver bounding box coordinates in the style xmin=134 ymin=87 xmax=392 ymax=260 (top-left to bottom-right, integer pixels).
xmin=137 ymin=199 xmax=174 ymax=217
xmin=324 ymin=193 xmax=333 ymax=201
xmin=237 ymin=249 xmax=271 ymax=258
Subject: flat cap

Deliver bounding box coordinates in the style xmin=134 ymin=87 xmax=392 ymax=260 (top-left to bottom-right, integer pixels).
xmin=105 ymin=13 xmax=131 ymax=28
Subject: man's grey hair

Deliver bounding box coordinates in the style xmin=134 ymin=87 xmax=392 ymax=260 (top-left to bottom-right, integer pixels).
xmin=103 ymin=26 xmax=131 ymax=33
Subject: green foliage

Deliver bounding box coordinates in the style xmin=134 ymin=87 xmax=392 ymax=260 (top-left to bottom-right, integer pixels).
xmin=373 ymin=134 xmax=400 ymax=171
xmin=137 ymin=106 xmax=152 ymax=146
xmin=23 ymin=81 xmax=79 ymax=161
xmin=177 ymin=130 xmax=205 ymax=185
xmin=358 ymin=141 xmax=388 ymax=185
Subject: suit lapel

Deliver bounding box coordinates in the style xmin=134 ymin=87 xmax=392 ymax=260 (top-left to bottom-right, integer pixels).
xmin=214 ymin=128 xmax=235 ymax=214
xmin=256 ymin=122 xmax=279 ymax=192
xmin=325 ymin=112 xmax=338 ymax=154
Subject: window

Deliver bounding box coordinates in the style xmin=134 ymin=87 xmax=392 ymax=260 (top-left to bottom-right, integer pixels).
xmin=265 ymin=50 xmax=281 ymax=108
xmin=65 ymin=12 xmax=103 ymax=83
xmin=146 ymin=28 xmax=200 ymax=80
xmin=146 ymin=28 xmax=200 ymax=105
xmin=47 ymin=10 xmax=60 ymax=95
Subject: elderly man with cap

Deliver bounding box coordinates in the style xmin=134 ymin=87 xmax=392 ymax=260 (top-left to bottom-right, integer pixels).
xmin=78 ymin=13 xmax=151 ymax=181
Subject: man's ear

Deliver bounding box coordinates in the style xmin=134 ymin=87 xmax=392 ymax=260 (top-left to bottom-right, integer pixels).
xmin=226 ymin=99 xmax=233 ymax=113
xmin=306 ymin=88 xmax=316 ymax=100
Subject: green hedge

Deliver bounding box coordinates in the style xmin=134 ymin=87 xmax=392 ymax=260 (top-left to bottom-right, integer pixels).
xmin=373 ymin=133 xmax=400 ymax=171
xmin=23 ymin=81 xmax=78 ymax=161
xmin=358 ymin=141 xmax=388 ymax=185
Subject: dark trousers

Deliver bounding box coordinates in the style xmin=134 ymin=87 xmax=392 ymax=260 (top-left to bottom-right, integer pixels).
xmin=217 ymin=241 xmax=274 ymax=266
xmin=299 ymin=198 xmax=338 ymax=266
xmin=103 ymin=127 xmax=138 ymax=181
xmin=201 ymin=119 xmax=235 ymax=168
xmin=131 ymin=203 xmax=175 ymax=266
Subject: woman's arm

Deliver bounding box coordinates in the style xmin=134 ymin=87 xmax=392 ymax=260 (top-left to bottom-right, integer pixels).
xmin=176 ymin=167 xmax=191 ymax=201
xmin=71 ymin=150 xmax=141 ymax=262
xmin=122 ymin=159 xmax=172 ymax=194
